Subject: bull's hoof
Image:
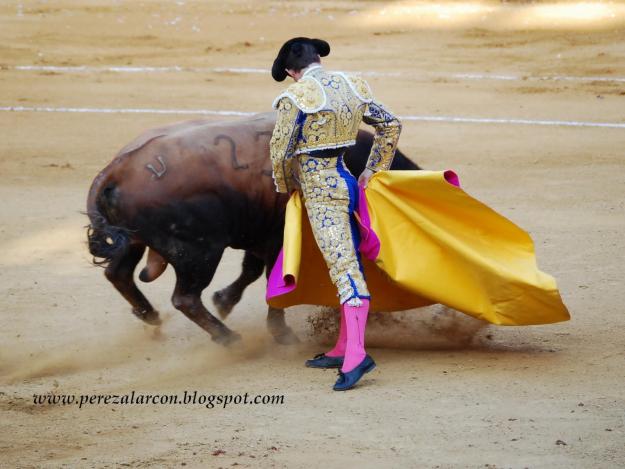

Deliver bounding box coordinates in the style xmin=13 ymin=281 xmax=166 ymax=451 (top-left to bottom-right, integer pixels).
xmin=271 ymin=328 xmax=300 ymax=345
xmin=132 ymin=307 xmax=162 ymax=326
xmin=212 ymin=289 xmax=239 ymax=319
xmin=211 ymin=329 xmax=242 ymax=347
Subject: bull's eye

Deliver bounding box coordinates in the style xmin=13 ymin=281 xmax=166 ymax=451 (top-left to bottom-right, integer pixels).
xmin=105 ymin=237 xmax=114 ymax=245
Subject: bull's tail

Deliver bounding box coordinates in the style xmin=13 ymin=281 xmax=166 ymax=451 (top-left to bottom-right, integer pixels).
xmin=86 ymin=178 xmax=131 ymax=267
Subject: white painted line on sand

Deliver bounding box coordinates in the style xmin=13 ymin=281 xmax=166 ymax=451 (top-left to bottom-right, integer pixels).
xmin=400 ymin=115 xmax=625 ymax=128
xmin=2 ymin=105 xmax=624 ymax=128
xmin=8 ymin=64 xmax=625 ymax=83
xmin=11 ymin=65 xmax=268 ymax=74
xmin=0 ymin=106 xmax=253 ymax=117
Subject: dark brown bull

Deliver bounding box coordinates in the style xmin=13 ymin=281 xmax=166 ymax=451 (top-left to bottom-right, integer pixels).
xmin=87 ymin=112 xmax=419 ymax=345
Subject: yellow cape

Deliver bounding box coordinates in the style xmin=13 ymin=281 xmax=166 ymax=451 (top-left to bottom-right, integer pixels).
xmin=267 ymin=170 xmax=570 ymax=326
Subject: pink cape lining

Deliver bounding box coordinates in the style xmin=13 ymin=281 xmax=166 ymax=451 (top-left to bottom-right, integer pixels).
xmin=266 ymin=249 xmax=296 ymax=298
xmin=356 ymin=184 xmax=381 ymax=261
xmin=265 ymin=170 xmax=461 ymax=302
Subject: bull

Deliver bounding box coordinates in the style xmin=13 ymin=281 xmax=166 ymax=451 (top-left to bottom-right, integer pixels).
xmin=86 ymin=112 xmax=419 ymax=345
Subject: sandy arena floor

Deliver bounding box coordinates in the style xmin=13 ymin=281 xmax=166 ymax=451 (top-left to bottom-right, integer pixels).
xmin=1 ymin=1 xmax=625 ymax=467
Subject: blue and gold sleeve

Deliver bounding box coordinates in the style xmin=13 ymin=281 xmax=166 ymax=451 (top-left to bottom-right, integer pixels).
xmin=270 ymin=97 xmax=302 ymax=193
xmin=362 ymin=101 xmax=402 ymax=173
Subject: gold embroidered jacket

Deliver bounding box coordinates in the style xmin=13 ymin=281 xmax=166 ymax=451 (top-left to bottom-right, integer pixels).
xmin=269 ymin=64 xmax=402 ymax=193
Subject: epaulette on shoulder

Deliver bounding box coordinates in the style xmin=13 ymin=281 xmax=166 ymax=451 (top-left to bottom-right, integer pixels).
xmin=336 ymin=72 xmax=373 ymax=103
xmin=272 ymin=77 xmax=326 ymax=113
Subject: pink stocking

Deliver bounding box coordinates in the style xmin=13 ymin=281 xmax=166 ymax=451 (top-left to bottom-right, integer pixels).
xmin=325 ymin=304 xmax=347 ymax=357
xmin=341 ymin=298 xmax=369 ymax=372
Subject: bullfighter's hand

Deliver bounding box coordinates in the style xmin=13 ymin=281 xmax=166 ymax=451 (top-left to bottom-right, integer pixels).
xmin=358 ymin=168 xmax=375 ymax=188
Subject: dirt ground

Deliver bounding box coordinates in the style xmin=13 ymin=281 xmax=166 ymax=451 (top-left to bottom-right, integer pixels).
xmin=1 ymin=1 xmax=625 ymax=467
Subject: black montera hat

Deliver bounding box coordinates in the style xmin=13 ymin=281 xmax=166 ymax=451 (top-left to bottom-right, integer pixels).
xmin=271 ymin=37 xmax=330 ymax=82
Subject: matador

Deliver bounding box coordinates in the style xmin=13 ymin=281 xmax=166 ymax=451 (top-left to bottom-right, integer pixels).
xmin=269 ymin=37 xmax=402 ymax=391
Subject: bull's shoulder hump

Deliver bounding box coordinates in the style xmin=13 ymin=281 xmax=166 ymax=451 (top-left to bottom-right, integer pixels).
xmin=334 ymin=72 xmax=373 ymax=103
xmin=115 ymin=119 xmax=211 ymax=158
xmin=175 ymin=118 xmax=272 ymax=150
xmin=271 ymin=77 xmax=326 ymax=113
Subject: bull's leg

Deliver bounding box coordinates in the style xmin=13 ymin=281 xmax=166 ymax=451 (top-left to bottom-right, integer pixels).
xmin=170 ymin=245 xmax=240 ymax=345
xmin=263 ymin=250 xmax=299 ymax=345
xmin=212 ymin=250 xmax=265 ymax=319
xmin=267 ymin=306 xmax=299 ymax=345
xmin=104 ymin=243 xmax=161 ymax=325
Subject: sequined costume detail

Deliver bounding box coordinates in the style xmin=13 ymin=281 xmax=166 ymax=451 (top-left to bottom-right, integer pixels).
xmin=270 ymin=64 xmax=402 ymax=304
xmin=269 ymin=97 xmax=302 ymax=193
xmin=362 ymin=101 xmax=402 ymax=173
xmin=270 ymin=64 xmax=402 ymax=166
xmin=298 ymin=153 xmax=370 ymax=304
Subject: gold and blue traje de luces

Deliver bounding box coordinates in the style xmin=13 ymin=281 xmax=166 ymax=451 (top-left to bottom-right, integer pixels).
xmin=269 ymin=64 xmax=402 ymax=194
xmin=269 ymin=64 xmax=402 ymax=305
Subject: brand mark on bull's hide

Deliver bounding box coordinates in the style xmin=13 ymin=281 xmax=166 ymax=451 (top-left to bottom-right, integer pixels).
xmin=214 ymin=134 xmax=249 ymax=170
xmin=255 ymin=130 xmax=274 ymax=177
xmin=146 ymin=155 xmax=167 ymax=179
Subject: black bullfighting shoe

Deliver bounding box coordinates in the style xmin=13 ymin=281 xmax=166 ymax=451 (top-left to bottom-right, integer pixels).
xmin=332 ymin=354 xmax=376 ymax=391
xmin=305 ymin=353 xmax=344 ymax=369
